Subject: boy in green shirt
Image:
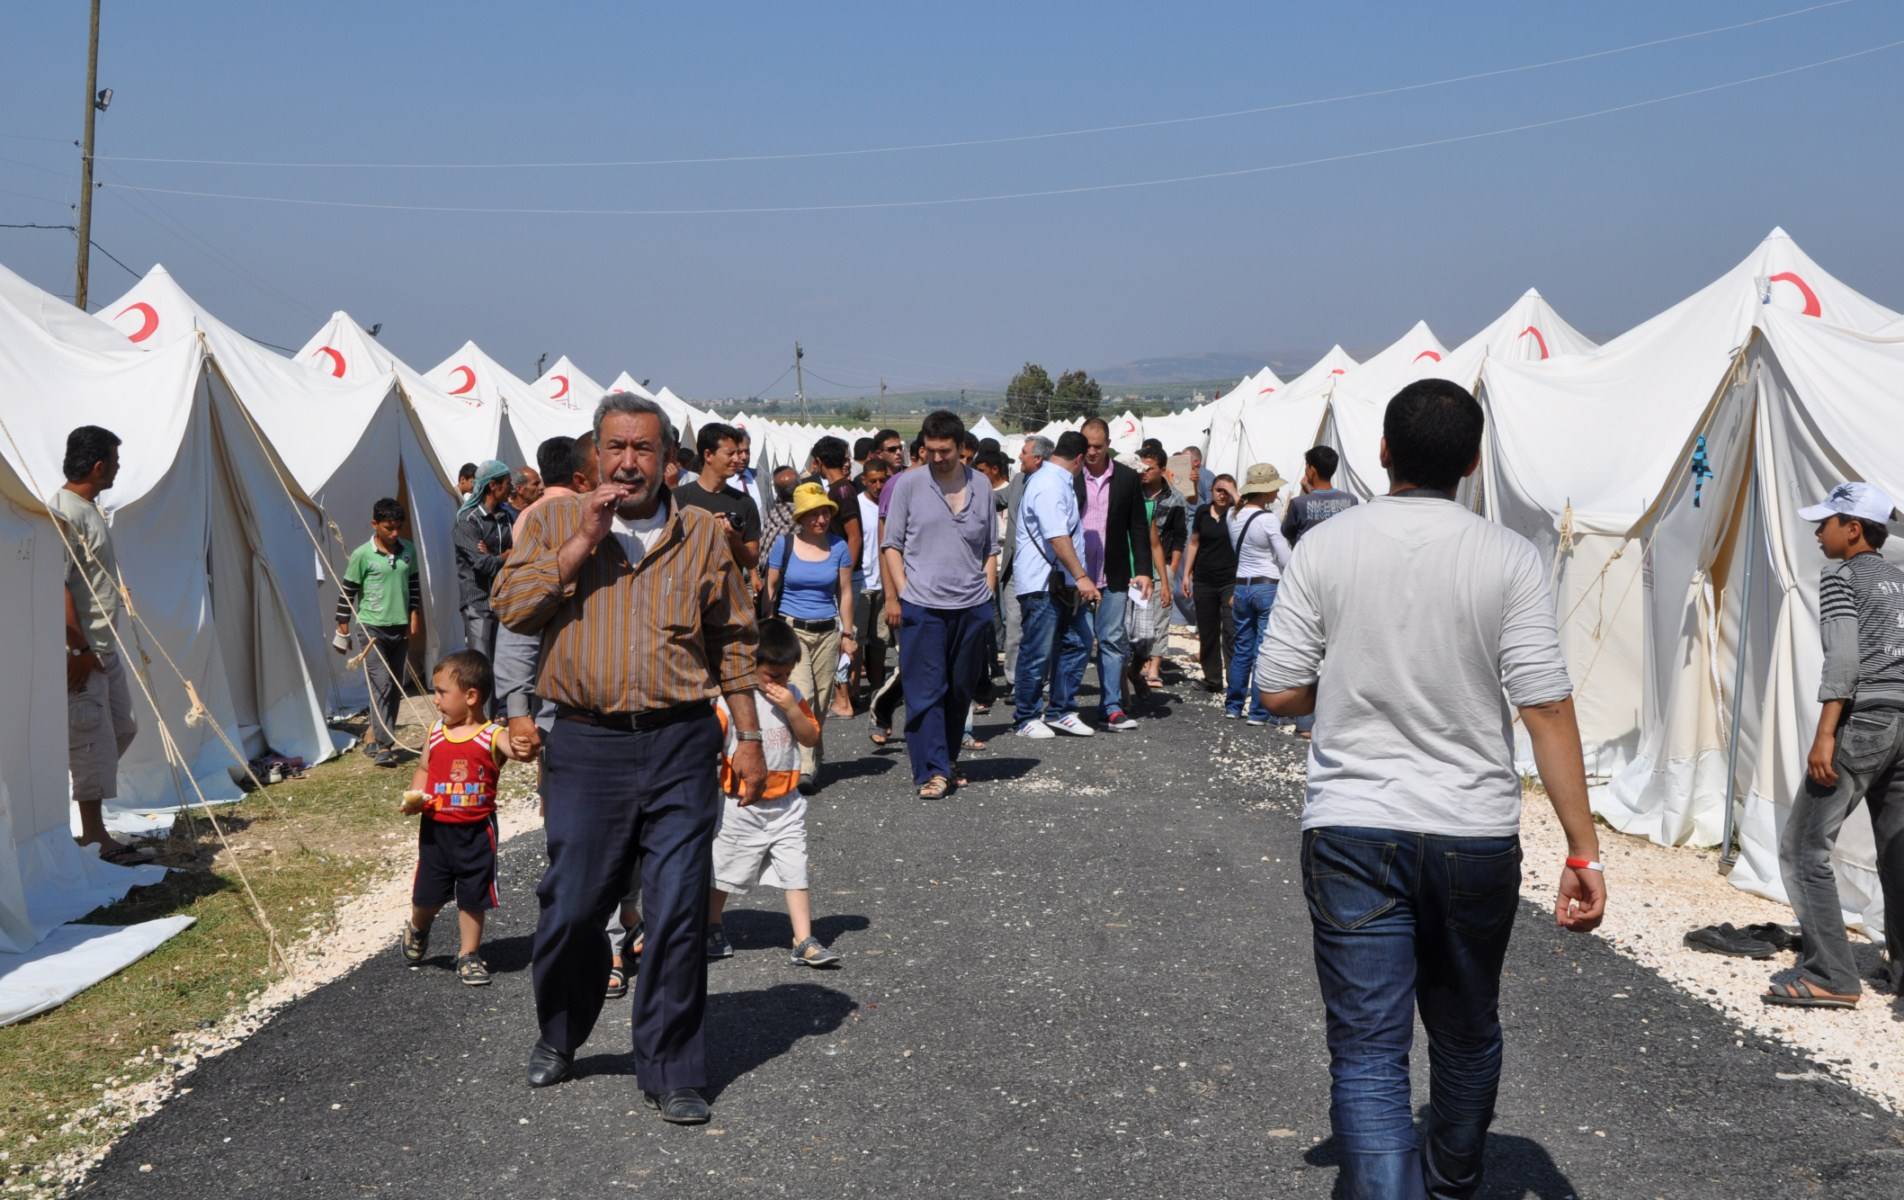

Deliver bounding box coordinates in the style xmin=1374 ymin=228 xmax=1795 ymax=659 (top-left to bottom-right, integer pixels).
xmin=338 ymin=497 xmax=421 ymax=767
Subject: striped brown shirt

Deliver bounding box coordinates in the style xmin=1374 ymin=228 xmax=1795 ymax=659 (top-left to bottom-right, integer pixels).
xmin=491 ymin=491 xmax=758 ymax=714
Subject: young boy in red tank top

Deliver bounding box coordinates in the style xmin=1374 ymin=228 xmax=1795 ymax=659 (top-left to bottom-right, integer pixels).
xmin=399 ymin=650 xmax=515 ymax=985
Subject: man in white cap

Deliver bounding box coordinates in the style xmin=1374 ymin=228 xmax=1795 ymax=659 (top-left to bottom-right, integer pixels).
xmin=1770 ymin=481 xmax=1904 ymax=1009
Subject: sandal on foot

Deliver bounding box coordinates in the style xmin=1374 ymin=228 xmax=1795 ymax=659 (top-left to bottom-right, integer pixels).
xmin=605 ymin=957 xmax=629 ymax=999
xmin=1763 ymin=979 xmax=1857 ymax=1009
xmin=917 ymin=776 xmax=950 ymax=799
xmin=457 ymin=953 xmax=491 ymax=987
xmin=790 ymin=936 xmax=842 ymax=968
xmin=869 ymin=727 xmax=892 ymax=747
xmin=960 ymin=733 xmax=987 ymax=751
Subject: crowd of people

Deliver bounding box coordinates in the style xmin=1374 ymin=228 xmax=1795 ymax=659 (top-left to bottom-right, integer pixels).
xmin=52 ymin=373 xmax=1903 ymax=1192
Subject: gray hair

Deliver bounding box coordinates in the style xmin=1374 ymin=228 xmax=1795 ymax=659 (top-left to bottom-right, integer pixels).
xmin=511 ymin=467 xmax=536 ymax=487
xmin=593 ymin=391 xmax=678 ymax=448
xmin=1023 ymin=435 xmax=1054 ymax=461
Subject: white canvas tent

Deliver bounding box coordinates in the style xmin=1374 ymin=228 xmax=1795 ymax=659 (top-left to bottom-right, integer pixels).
xmin=1227 ymin=349 xmax=1354 ymax=486
xmin=969 ymin=416 xmax=1004 ymax=444
xmin=422 ymin=342 xmax=537 ymax=469
xmin=300 ymin=311 xmax=504 ymax=484
xmin=1320 ymin=321 xmax=1450 ymax=501
xmin=1 ymin=264 xmax=339 ymax=832
xmin=517 ymin=356 xmax=607 ymax=461
xmin=106 ymin=269 xmax=466 ymax=714
xmin=1481 ymin=228 xmax=1902 ymax=784
xmin=607 ymin=371 xmax=657 ymax=402
xmin=1204 ymin=365 xmax=1294 ymax=480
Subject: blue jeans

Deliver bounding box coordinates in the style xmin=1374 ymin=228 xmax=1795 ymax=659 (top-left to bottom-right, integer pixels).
xmin=897 ymin=599 xmax=994 ymax=785
xmin=1089 ymin=588 xmax=1130 ymax=718
xmin=1226 ymin=581 xmax=1275 ymax=719
xmin=1013 ymin=591 xmax=1093 ymax=725
xmin=1303 ymin=826 xmax=1523 ymax=1200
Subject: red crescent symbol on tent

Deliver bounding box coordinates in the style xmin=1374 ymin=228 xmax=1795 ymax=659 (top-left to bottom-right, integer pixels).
xmin=1120 ymin=418 xmax=1137 ymax=437
xmin=448 ymin=365 xmax=476 ymax=395
xmin=1413 ymin=350 xmax=1441 ymax=363
xmin=314 ymin=346 xmax=346 ymax=377
xmin=1257 ymin=385 xmax=1277 ymax=394
xmin=115 ymin=301 xmax=158 ymax=343
xmin=1768 ymin=271 xmax=1822 ymax=318
xmin=1517 ymin=326 xmax=1550 ymax=359
xmin=1330 ymin=368 xmax=1346 ymax=375
xmin=550 ymin=373 xmax=570 ymax=400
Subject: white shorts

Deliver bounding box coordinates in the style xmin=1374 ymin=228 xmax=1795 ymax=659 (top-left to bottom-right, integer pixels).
xmin=69 ymin=651 xmax=137 ymax=803
xmin=711 ymin=793 xmax=809 ymax=894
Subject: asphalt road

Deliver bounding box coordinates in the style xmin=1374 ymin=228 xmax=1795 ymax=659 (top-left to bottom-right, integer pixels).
xmin=80 ymin=677 xmax=1904 ymax=1198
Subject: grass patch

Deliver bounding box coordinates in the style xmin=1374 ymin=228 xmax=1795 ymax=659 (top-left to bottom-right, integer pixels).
xmin=0 ymin=717 xmax=444 ymax=1194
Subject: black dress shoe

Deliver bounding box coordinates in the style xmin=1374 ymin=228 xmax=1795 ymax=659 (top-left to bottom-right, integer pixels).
xmin=645 ymin=1087 xmax=711 ymax=1125
xmin=526 ymin=1040 xmax=574 ymax=1088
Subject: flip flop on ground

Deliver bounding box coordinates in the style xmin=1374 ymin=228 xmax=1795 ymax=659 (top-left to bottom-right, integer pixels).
xmin=1763 ymin=978 xmax=1857 ymax=1009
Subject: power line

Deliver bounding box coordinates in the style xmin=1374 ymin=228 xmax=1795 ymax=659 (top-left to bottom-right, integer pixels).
xmin=96 ymin=39 xmax=1904 ymax=218
xmin=0 ymin=220 xmax=141 ymax=281
xmin=85 ymin=1 xmax=1857 ymax=171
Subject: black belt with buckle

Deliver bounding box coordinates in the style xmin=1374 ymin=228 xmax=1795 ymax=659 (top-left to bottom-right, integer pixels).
xmin=787 ymin=617 xmax=838 ymax=633
xmin=555 ymin=700 xmax=712 ymax=732
xmin=1236 ymin=575 xmax=1278 ymax=586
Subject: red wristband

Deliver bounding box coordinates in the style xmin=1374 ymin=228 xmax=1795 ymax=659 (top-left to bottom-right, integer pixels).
xmin=1565 ymin=856 xmax=1604 ymax=872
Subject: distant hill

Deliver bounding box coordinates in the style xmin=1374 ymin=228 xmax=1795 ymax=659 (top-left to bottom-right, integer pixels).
xmin=1089 ymin=352 xmax=1280 ymax=388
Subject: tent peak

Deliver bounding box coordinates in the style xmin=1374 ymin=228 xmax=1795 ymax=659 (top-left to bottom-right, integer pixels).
xmin=1521 ymin=287 xmax=1542 ymax=299
xmin=1766 ymin=225 xmax=1790 ymax=240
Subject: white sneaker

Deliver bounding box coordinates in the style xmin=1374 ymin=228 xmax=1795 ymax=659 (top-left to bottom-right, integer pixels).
xmin=1103 ymin=709 xmax=1139 ymax=731
xmin=1047 ymin=713 xmax=1097 ymax=737
xmin=1245 ymin=716 xmax=1267 ymax=727
xmin=1014 ymin=719 xmax=1056 ymax=740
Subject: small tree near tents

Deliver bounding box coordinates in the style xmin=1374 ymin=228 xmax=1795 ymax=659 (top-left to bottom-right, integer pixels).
xmin=1002 ymin=362 xmax=1055 ymax=432
xmin=1052 ymin=369 xmax=1103 ymax=422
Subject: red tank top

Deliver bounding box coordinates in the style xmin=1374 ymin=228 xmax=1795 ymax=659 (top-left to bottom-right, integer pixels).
xmin=424 ymin=720 xmax=503 ymax=823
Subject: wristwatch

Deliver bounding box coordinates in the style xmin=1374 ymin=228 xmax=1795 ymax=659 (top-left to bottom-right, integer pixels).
xmin=67 ymin=647 xmax=89 ymax=659
xmin=735 ymin=731 xmax=764 ymax=743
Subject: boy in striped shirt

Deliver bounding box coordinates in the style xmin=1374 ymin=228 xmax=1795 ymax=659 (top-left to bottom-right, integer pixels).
xmin=1773 ymin=482 xmax=1904 ymax=1009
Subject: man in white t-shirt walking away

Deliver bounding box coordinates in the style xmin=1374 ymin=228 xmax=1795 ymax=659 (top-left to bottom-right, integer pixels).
xmin=1256 ymin=379 xmax=1607 ymax=1199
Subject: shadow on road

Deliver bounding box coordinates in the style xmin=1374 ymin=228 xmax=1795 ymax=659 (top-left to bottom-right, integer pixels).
xmin=571 ymin=982 xmax=857 ymax=1100
xmin=823 ymin=754 xmax=898 ymax=784
xmin=1304 ymin=1130 xmax=1578 ymax=1199
xmin=721 ymin=907 xmax=869 ymax=950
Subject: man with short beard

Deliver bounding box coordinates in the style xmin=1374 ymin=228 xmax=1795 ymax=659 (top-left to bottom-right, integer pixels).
xmin=493 ymin=393 xmax=766 ymax=1126
xmin=1071 ymin=417 xmax=1153 ymax=733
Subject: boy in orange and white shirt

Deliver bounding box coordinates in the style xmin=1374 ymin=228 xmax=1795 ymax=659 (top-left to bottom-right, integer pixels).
xmin=705 ymin=619 xmax=842 ymax=967
xmin=399 ymin=650 xmax=514 ymax=986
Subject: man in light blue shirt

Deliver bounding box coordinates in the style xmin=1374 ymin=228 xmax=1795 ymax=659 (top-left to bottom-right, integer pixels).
xmin=1011 ymin=432 xmax=1100 ymax=739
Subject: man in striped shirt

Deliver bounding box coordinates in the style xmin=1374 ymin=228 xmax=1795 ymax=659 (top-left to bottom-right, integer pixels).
xmin=1773 ymin=482 xmax=1904 ymax=1010
xmin=493 ymin=393 xmax=765 ymax=1125
xmin=337 ymin=498 xmax=421 ymax=768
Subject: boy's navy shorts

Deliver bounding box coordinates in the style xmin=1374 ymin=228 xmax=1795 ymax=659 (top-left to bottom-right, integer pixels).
xmin=413 ymin=815 xmax=499 ymax=912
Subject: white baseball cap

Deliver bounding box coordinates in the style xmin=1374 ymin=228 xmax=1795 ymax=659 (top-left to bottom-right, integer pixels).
xmin=1798 ymin=481 xmax=1900 ymax=525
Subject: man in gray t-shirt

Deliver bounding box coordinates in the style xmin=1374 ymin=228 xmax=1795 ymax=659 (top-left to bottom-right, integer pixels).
xmin=879 ymin=411 xmax=1000 ymax=797
xmin=52 ymin=425 xmax=140 ymax=863
xmin=1256 ymin=380 xmax=1605 ymax=1198
xmin=1280 ymin=445 xmax=1359 ymax=547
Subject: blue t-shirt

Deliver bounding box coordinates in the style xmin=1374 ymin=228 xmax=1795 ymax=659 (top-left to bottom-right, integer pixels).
xmin=770 ymin=534 xmax=853 ymax=620
xmin=1013 ymin=465 xmax=1081 ymax=597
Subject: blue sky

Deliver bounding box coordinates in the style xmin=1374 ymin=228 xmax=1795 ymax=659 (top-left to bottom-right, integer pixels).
xmin=3 ymin=1 xmax=1901 ymax=399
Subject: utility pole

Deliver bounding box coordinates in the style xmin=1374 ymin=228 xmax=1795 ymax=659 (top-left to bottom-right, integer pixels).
xmin=73 ymin=0 xmax=102 ymax=310
xmin=793 ymin=341 xmax=806 ymax=421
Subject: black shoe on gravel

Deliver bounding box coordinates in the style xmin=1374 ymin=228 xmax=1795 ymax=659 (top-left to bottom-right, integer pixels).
xmin=399 ymin=922 xmax=428 ymax=967
xmin=790 ymin=936 xmax=841 ymax=968
xmin=705 ymin=925 xmax=733 ymax=960
xmin=457 ymin=954 xmax=491 ymax=986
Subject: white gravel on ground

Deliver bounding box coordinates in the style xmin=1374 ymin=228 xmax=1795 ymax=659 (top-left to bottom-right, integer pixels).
xmin=39 ymin=755 xmax=545 ymax=1195
xmin=1517 ymin=793 xmax=1903 ymax=1114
